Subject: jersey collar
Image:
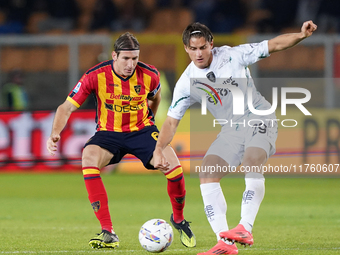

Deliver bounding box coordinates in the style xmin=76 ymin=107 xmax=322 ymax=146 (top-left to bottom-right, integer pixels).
xmin=111 ymin=60 xmax=136 ymax=81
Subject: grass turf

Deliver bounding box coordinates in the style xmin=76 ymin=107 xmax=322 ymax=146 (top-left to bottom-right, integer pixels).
xmin=0 ymin=172 xmax=339 ymax=254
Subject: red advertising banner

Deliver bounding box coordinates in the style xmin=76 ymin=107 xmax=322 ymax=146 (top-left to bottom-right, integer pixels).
xmin=0 ymin=110 xmax=96 ymax=171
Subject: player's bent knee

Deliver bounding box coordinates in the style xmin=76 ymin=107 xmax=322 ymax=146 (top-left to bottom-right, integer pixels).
xmin=162 ymin=145 xmax=180 ymax=167
xmin=199 ymin=175 xmax=222 ymax=184
xmin=243 ymin=149 xmax=267 ymax=167
xmin=243 ymin=156 xmax=265 ymax=168
xmin=199 ymin=170 xmax=226 ymax=180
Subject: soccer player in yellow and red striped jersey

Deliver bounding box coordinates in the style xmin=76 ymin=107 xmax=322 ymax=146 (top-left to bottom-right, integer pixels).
xmin=67 ymin=52 xmax=159 ymax=133
xmin=46 ymin=32 xmax=196 ymax=249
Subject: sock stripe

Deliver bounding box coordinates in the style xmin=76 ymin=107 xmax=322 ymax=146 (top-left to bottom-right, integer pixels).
xmin=82 ymin=167 xmax=100 ymax=175
xmin=84 ymin=175 xmax=101 ymax=180
xmin=168 ymin=175 xmax=183 ymax=182
xmin=165 ymin=166 xmax=183 ymax=180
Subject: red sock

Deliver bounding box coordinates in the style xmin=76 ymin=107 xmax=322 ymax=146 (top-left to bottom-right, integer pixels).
xmin=165 ymin=166 xmax=186 ymax=223
xmin=83 ymin=167 xmax=113 ymax=232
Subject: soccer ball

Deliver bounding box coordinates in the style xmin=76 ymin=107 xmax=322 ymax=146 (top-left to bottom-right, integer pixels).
xmin=139 ymin=219 xmax=173 ymax=253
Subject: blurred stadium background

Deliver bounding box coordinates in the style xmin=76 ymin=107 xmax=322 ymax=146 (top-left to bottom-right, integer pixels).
xmin=0 ymin=1 xmax=339 ymax=254
xmin=0 ymin=0 xmax=339 ymax=176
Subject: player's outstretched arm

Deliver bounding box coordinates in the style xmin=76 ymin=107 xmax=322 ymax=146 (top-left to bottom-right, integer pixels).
xmin=152 ymin=116 xmax=180 ymax=171
xmin=46 ymin=100 xmax=78 ymax=156
xmin=268 ymin=20 xmax=317 ymax=54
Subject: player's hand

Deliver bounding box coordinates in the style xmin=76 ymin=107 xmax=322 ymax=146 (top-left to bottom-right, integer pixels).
xmin=46 ymin=135 xmax=60 ymax=156
xmin=152 ymin=148 xmax=170 ymax=171
xmin=301 ymin=20 xmax=317 ymax=38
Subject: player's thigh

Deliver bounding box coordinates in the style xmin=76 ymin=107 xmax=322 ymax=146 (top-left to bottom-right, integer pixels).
xmin=199 ymin=133 xmax=243 ymax=182
xmin=245 ymin=118 xmax=277 ymax=166
xmin=204 ymin=134 xmax=243 ymax=170
xmin=82 ymin=144 xmax=113 ymax=169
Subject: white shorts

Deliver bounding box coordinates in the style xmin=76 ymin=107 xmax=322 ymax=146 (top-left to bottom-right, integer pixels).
xmin=205 ymin=117 xmax=278 ymax=167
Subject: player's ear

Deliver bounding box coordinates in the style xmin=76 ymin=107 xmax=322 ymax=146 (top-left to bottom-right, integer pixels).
xmin=112 ymin=51 xmax=118 ymax=61
xmin=184 ymin=45 xmax=189 ymax=53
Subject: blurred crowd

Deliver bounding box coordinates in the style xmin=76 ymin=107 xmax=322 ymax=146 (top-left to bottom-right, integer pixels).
xmin=0 ymin=0 xmax=339 ymax=35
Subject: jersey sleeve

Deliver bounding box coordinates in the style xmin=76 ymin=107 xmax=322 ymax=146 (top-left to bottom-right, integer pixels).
xmin=147 ymin=67 xmax=161 ymax=99
xmin=67 ymin=73 xmax=93 ymax=108
xmin=167 ymin=72 xmax=191 ymax=120
xmin=232 ymin=40 xmax=270 ymax=67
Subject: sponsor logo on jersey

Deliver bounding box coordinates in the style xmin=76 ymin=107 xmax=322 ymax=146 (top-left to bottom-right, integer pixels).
xmin=222 ymin=76 xmax=239 ymax=87
xmin=105 ymin=102 xmax=145 ymax=112
xmin=195 ymin=77 xmax=240 ymax=105
xmin=110 ymin=94 xmax=142 ymax=101
xmin=192 ymin=80 xmax=223 ymax=106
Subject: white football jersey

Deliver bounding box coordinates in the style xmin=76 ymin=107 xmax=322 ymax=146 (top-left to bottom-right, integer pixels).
xmin=168 ymin=40 xmax=273 ymax=123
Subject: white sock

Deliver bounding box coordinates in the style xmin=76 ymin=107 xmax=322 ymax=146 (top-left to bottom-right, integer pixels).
xmin=200 ymin=182 xmax=228 ymax=240
xmin=239 ymin=173 xmax=265 ymax=233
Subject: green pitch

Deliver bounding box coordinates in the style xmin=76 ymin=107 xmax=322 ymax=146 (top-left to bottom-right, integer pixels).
xmin=0 ymin=172 xmax=339 ymax=254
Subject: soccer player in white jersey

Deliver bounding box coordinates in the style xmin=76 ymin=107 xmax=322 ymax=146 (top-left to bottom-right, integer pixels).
xmin=153 ymin=20 xmax=317 ymax=255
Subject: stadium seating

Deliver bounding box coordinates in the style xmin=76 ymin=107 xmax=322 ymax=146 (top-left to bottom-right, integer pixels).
xmin=258 ymin=45 xmax=325 ymax=71
xmin=147 ymin=8 xmax=193 ymax=34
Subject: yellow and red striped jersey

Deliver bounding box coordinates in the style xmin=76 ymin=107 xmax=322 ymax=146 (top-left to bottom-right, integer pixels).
xmin=67 ymin=60 xmax=160 ymax=132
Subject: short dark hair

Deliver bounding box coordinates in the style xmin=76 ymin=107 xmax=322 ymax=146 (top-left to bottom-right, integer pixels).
xmin=182 ymin=22 xmax=213 ymax=47
xmin=114 ymin=32 xmax=140 ymax=56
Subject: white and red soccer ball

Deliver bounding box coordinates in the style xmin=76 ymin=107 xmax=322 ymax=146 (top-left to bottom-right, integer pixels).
xmin=139 ymin=219 xmax=173 ymax=253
